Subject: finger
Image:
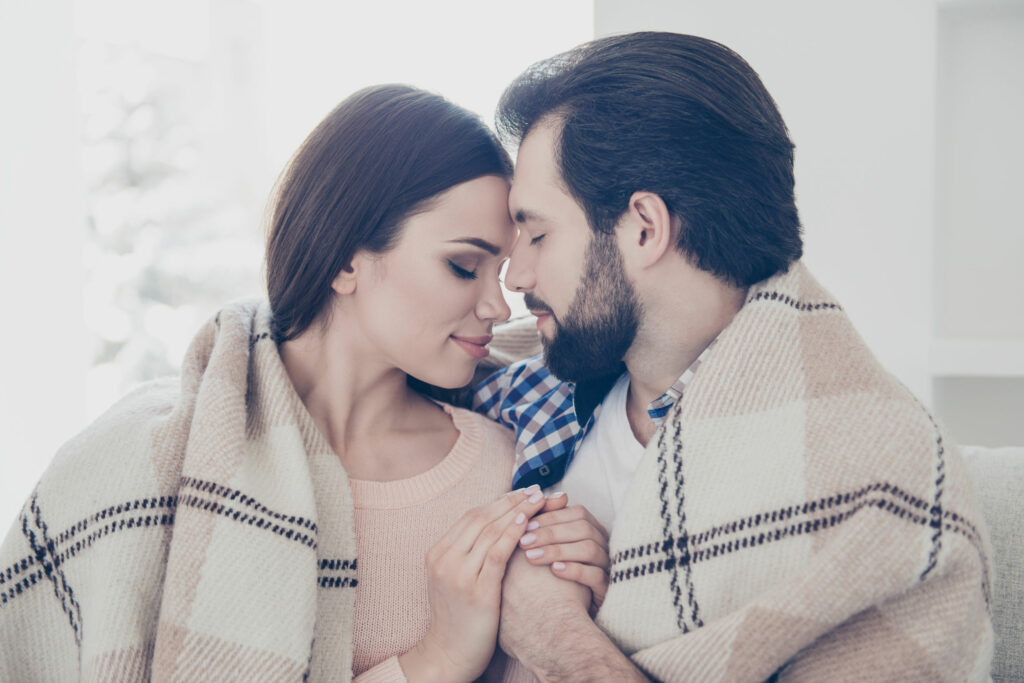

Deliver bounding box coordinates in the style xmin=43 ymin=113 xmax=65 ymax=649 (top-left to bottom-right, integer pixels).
xmin=521 ymin=538 xmax=609 ymax=570
xmin=525 ymin=504 xmax=609 ymax=541
xmin=519 ymin=518 xmax=607 ymax=551
xmin=439 ymin=485 xmax=542 ymax=555
xmin=471 ymin=496 xmax=548 ymax=585
xmin=551 ymin=561 xmax=608 ymax=608
xmin=460 ymin=483 xmax=548 ymax=557
xmin=538 ymin=491 xmax=568 ymax=514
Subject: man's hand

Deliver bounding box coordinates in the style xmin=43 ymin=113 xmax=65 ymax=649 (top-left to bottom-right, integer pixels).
xmin=498 ymin=546 xmax=591 ymax=662
xmin=498 ymin=547 xmax=647 ymax=682
xmin=518 ymin=499 xmax=610 ymax=610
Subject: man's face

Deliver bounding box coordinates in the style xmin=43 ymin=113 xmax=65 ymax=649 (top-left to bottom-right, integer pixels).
xmin=506 ymin=119 xmax=640 ymax=382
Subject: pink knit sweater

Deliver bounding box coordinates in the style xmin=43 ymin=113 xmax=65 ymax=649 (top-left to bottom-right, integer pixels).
xmin=350 ymin=404 xmax=516 ymax=681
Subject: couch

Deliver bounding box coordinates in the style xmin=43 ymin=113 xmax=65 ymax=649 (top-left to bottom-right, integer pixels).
xmin=962 ymin=445 xmax=1024 ymax=682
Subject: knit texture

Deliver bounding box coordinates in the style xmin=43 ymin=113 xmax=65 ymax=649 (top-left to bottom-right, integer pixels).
xmin=2 ymin=302 xmax=358 ymax=680
xmin=349 ymin=404 xmax=515 ymax=678
xmin=597 ymin=263 xmax=993 ymax=681
xmin=484 ymin=261 xmax=994 ymax=682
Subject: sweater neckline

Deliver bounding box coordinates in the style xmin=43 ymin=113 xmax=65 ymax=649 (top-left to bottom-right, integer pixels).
xmin=347 ymin=403 xmax=483 ymax=510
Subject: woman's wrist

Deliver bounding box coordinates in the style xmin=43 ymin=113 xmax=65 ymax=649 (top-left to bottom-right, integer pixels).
xmin=398 ymin=637 xmax=462 ymax=683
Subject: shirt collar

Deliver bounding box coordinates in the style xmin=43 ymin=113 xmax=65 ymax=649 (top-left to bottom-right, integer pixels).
xmin=645 ymin=339 xmax=717 ymax=425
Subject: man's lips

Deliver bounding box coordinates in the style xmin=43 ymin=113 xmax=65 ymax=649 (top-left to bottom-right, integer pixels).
xmin=530 ymin=310 xmax=553 ymax=330
xmin=451 ymin=334 xmax=492 ymax=359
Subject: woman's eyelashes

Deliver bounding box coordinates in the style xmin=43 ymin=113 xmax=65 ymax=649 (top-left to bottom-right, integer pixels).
xmin=529 ymin=233 xmax=546 ymax=246
xmin=447 ymin=260 xmax=478 ymax=280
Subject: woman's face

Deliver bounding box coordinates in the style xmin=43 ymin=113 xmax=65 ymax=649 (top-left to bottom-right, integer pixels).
xmin=342 ymin=175 xmax=515 ymax=388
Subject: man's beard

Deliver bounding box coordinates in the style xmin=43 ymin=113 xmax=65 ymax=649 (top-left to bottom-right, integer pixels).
xmin=529 ymin=230 xmax=641 ymax=383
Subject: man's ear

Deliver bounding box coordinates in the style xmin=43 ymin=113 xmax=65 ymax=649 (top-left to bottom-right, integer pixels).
xmin=331 ymin=256 xmax=361 ymax=296
xmin=620 ymin=191 xmax=675 ymax=269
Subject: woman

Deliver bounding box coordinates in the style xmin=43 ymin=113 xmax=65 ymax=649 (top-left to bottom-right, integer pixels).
xmin=0 ymin=85 xmax=603 ymax=682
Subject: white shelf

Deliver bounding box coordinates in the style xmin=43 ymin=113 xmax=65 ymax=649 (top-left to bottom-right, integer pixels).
xmin=929 ymin=339 xmax=1024 ymax=377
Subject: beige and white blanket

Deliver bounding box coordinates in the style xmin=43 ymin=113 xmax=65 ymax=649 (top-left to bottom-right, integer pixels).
xmin=488 ymin=262 xmax=993 ymax=681
xmin=1 ymin=302 xmax=359 ymax=681
xmin=600 ymin=263 xmax=993 ymax=681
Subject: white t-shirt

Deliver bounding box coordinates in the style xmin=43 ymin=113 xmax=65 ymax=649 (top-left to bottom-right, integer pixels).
xmin=551 ymin=373 xmax=646 ymax=533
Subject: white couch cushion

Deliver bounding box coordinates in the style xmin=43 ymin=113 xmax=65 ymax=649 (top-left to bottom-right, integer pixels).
xmin=962 ymin=445 xmax=1024 ymax=683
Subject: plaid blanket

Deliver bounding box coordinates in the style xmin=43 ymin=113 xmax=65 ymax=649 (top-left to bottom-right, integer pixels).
xmin=0 ymin=302 xmax=359 ymax=681
xmin=484 ymin=262 xmax=993 ymax=681
xmin=598 ymin=263 xmax=993 ymax=680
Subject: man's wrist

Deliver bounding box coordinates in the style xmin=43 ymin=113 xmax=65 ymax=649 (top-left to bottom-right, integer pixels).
xmin=515 ymin=610 xmax=645 ymax=683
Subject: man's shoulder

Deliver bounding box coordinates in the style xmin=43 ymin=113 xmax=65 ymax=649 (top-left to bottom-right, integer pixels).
xmin=472 ymin=355 xmax=573 ymax=413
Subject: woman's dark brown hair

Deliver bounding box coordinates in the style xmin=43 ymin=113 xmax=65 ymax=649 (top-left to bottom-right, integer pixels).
xmin=266 ymin=84 xmax=512 ymax=342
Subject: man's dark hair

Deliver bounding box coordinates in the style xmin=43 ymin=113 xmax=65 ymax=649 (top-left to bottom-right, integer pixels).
xmin=267 ymin=84 xmax=512 ymax=342
xmin=497 ymin=32 xmax=802 ymax=287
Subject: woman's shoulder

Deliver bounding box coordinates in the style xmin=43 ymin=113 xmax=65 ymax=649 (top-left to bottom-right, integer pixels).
xmin=32 ymin=377 xmax=185 ymax=516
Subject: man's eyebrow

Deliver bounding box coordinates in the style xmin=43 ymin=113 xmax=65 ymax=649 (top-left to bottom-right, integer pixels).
xmin=513 ymin=209 xmax=546 ymax=225
xmin=446 ymin=237 xmax=501 ymax=256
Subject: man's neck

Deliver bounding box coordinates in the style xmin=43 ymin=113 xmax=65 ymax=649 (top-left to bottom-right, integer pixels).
xmin=622 ymin=278 xmax=747 ymax=444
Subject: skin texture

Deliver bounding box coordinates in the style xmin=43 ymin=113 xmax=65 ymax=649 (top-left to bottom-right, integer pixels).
xmin=340 ymin=174 xmax=515 ymax=391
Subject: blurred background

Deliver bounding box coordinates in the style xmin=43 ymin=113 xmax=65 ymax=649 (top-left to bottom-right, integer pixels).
xmin=2 ymin=0 xmax=1022 ymax=531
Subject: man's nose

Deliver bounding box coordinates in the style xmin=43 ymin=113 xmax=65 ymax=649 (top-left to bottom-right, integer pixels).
xmin=503 ymin=235 xmax=535 ymax=293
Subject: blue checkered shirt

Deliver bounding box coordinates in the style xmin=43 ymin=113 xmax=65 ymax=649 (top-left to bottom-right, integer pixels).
xmin=471 ymin=344 xmax=713 ymax=489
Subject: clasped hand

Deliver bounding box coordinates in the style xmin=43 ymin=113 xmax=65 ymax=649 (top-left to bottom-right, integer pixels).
xmin=398 ymin=488 xmax=609 ymax=682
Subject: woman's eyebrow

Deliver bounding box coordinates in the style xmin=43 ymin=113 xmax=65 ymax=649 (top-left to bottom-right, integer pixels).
xmin=446 ymin=237 xmax=501 ymax=255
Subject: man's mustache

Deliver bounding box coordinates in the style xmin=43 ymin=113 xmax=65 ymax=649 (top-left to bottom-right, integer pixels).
xmin=523 ymin=293 xmax=554 ymax=317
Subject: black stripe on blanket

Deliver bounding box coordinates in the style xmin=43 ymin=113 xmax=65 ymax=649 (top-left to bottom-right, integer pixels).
xmin=920 ymin=415 xmax=946 ymax=582
xmin=317 ymin=556 xmax=358 ymax=588
xmin=18 ymin=492 xmax=84 ymax=644
xmin=608 ymin=482 xmax=984 ymax=585
xmin=655 ymin=417 xmax=703 ymax=634
xmin=2 ymin=509 xmax=178 ymax=608
xmin=50 ymin=495 xmax=179 ymax=554
xmin=177 ymin=494 xmax=318 ymax=549
xmin=746 ymin=291 xmax=842 ymax=311
xmin=180 ymin=476 xmax=318 ymax=534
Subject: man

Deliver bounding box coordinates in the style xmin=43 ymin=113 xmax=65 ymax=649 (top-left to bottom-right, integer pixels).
xmin=474 ymin=32 xmax=993 ymax=681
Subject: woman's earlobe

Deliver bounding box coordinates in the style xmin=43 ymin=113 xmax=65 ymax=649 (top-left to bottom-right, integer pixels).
xmin=331 ymin=263 xmax=358 ymax=295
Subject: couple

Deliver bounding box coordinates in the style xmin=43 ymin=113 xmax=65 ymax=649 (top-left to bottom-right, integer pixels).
xmin=0 ymin=32 xmax=992 ymax=682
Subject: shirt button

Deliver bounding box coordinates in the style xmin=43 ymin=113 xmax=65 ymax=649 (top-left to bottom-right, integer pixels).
xmin=539 ymin=465 xmax=550 ymax=476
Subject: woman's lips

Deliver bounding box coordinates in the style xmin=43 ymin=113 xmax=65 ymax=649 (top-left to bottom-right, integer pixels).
xmin=451 ymin=335 xmax=492 ymax=359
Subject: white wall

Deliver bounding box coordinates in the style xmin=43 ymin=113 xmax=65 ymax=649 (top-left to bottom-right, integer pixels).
xmin=0 ymin=0 xmax=89 ymax=530
xmin=0 ymin=0 xmax=592 ymax=535
xmin=595 ymin=0 xmax=939 ymax=401
xmin=935 ymin=4 xmax=1024 ymax=340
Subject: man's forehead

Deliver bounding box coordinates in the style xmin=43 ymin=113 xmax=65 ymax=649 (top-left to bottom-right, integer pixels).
xmin=514 ymin=118 xmax=561 ymax=175
xmin=510 ymin=122 xmax=569 ymax=207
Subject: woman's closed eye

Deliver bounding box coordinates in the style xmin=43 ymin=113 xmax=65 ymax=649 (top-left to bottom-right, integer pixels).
xmin=529 ymin=233 xmax=546 ymax=246
xmin=447 ymin=260 xmax=478 ymax=280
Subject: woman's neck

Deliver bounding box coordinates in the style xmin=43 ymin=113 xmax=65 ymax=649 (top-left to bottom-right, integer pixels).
xmin=279 ymin=319 xmax=456 ymax=481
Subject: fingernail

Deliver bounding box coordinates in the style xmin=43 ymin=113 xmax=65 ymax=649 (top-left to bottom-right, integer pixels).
xmin=514 ymin=512 xmax=525 ymax=524
xmin=519 ymin=533 xmax=537 ymax=546
xmin=528 ymin=492 xmax=544 ymax=504
xmin=552 ymin=561 xmax=566 ymax=571
xmin=525 ymin=548 xmax=544 ymax=559
xmin=524 ymin=484 xmax=540 ymax=494
xmin=548 ymin=491 xmax=565 ymax=498
xmin=526 ymin=521 xmax=539 ymax=531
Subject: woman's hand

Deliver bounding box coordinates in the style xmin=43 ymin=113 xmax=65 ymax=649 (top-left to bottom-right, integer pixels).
xmin=517 ymin=496 xmax=610 ymax=611
xmin=398 ymin=485 xmax=548 ymax=682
